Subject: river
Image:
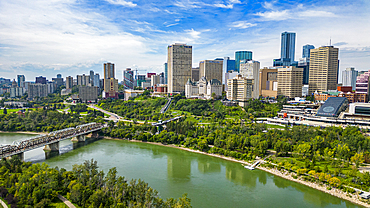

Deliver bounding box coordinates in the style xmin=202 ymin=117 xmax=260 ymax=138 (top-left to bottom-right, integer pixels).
xmin=0 ymin=133 xmax=361 ymax=208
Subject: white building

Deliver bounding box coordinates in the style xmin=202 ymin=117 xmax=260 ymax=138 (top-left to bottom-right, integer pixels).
xmin=185 ymin=77 xmax=222 ymax=99
xmin=151 ymin=75 xmax=160 ymax=87
xmin=10 ymin=87 xmax=25 ymax=98
xmin=239 ymin=60 xmax=260 ymax=99
xmin=227 ymin=74 xmax=254 ymax=107
xmin=342 ymin=67 xmax=358 ymax=90
xmin=225 ymin=71 xmax=239 ymax=91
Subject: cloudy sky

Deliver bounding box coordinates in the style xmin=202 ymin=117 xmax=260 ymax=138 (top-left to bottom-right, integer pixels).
xmin=0 ymin=0 xmax=369 ymax=82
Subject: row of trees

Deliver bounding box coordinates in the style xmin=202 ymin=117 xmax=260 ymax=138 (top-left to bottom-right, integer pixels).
xmin=0 ymin=157 xmax=191 ymax=207
xmin=0 ymin=108 xmax=103 ymax=132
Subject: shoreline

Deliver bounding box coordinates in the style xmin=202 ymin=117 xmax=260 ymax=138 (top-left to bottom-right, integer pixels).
xmin=105 ymin=137 xmax=370 ymax=208
xmin=0 ymin=131 xmax=42 ymax=135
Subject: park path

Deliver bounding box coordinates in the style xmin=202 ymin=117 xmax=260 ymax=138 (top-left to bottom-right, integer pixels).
xmin=0 ymin=198 xmax=7 ymax=208
xmin=58 ymin=194 xmax=76 ymax=208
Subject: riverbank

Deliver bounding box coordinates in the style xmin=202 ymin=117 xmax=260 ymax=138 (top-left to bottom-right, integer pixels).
xmin=105 ymin=137 xmax=370 ymax=208
xmin=0 ymin=131 xmax=42 ymax=135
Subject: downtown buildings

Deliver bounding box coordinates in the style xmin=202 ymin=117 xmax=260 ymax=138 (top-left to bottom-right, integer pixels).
xmin=167 ymin=43 xmax=192 ymax=93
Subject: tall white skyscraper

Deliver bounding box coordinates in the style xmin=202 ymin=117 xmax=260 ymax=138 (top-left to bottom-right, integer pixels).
xmin=342 ymin=67 xmax=358 ymax=90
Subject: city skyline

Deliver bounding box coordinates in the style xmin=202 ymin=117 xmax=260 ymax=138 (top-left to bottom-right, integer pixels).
xmin=0 ymin=0 xmax=369 ymax=81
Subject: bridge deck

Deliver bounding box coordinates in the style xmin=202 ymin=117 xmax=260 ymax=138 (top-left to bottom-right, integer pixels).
xmin=0 ymin=123 xmax=105 ymax=158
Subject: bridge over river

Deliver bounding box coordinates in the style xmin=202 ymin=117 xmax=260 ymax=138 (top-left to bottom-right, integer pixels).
xmin=0 ymin=122 xmax=105 ymax=160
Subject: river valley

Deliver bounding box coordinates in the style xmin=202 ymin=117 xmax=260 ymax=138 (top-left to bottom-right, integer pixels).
xmin=0 ymin=133 xmax=362 ymax=208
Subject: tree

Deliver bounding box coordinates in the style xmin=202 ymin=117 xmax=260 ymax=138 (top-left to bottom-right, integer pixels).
xmin=3 ymin=107 xmax=7 ymax=114
xmin=295 ymin=143 xmax=311 ymax=159
xmin=351 ymin=153 xmax=364 ymax=168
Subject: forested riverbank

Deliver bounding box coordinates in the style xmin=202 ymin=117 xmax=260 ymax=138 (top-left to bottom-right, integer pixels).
xmin=104 ymin=137 xmax=370 ymax=207
xmin=103 ymin=118 xmax=370 ymax=206
xmin=0 ymin=157 xmax=191 ymax=208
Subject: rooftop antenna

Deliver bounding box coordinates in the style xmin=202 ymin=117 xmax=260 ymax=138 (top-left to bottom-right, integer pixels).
xmin=330 ymin=37 xmax=331 ymax=46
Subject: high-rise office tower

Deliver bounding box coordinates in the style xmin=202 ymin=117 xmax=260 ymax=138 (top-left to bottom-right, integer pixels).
xmin=104 ymin=63 xmax=115 ymax=79
xmin=164 ymin=63 xmax=168 ymax=84
xmin=222 ymin=57 xmax=236 ymax=85
xmin=240 ymin=60 xmax=260 ymax=99
xmin=35 ymin=76 xmax=47 ymax=84
xmin=235 ymin=51 xmax=252 ymax=72
xmin=274 ymin=32 xmax=296 ymax=66
xmin=296 ymin=44 xmax=314 ymax=85
xmin=94 ymin=74 xmax=100 ymax=88
xmin=77 ymin=74 xmax=90 ymax=86
xmin=308 ymin=46 xmax=339 ymax=94
xmin=192 ymin=67 xmax=200 ymax=82
xmin=199 ymin=60 xmax=223 ymax=82
xmin=66 ymin=76 xmax=73 ymax=89
xmin=90 ymin=70 xmax=94 ymax=86
xmin=298 ymin=58 xmax=310 ymax=85
xmin=17 ymin=75 xmax=25 ymax=87
xmin=123 ymin=68 xmax=134 ymax=89
xmin=302 ymin=44 xmax=315 ymax=59
xmin=277 ymin=66 xmax=303 ymax=98
xmin=281 ymin=32 xmax=296 ymax=63
xmin=167 ymin=43 xmax=192 ymax=93
xmin=103 ymin=62 xmax=118 ymax=98
xmin=342 ymin=67 xmax=358 ymax=90
xmin=52 ymin=75 xmax=63 ymax=88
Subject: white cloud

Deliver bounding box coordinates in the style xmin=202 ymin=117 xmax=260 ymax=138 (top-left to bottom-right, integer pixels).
xmin=256 ymin=4 xmax=336 ymax=21
xmin=0 ymin=0 xmax=149 ymax=79
xmin=174 ymin=1 xmax=202 ymax=8
xmin=214 ymin=3 xmax=233 ymax=9
xmin=185 ymin=28 xmax=201 ymax=39
xmin=166 ymin=23 xmax=179 ymax=27
xmin=214 ymin=0 xmax=241 ymax=9
xmin=255 ymin=10 xmax=290 ymax=20
xmin=105 ymin=0 xmax=137 ymax=7
xmin=299 ymin=10 xmax=336 ymax=17
xmin=230 ymin=21 xmax=257 ymax=29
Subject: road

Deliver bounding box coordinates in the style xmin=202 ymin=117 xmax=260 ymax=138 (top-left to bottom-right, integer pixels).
xmin=88 ymin=104 xmax=148 ymax=123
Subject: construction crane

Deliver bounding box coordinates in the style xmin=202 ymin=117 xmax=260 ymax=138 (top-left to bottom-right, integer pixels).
xmin=133 ymin=68 xmax=147 ymax=80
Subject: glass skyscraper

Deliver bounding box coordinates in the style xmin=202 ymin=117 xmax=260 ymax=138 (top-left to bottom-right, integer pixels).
xmin=164 ymin=63 xmax=168 ymax=84
xmin=281 ymin=32 xmax=296 ymax=64
xmin=235 ymin=51 xmax=252 ymax=72
xmin=302 ymin=44 xmax=315 ymax=59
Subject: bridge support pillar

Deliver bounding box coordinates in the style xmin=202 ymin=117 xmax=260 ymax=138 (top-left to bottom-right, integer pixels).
xmin=43 ymin=141 xmax=59 ymax=152
xmin=71 ymin=135 xmax=86 ymax=143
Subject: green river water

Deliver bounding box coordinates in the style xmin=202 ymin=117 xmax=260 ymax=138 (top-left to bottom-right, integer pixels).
xmin=0 ymin=133 xmax=362 ymax=208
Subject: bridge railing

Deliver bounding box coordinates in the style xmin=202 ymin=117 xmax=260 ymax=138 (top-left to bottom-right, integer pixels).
xmin=1 ymin=122 xmax=105 ymax=158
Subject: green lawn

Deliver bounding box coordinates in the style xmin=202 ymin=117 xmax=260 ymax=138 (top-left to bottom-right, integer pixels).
xmin=266 ymin=124 xmax=286 ymax=129
xmin=0 ymin=108 xmax=34 ymax=115
xmin=49 ymin=201 xmax=68 ymax=208
xmin=275 ymin=157 xmax=356 ymax=177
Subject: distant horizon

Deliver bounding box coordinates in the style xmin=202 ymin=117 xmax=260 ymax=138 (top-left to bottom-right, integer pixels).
xmin=1 ymin=0 xmax=369 ymax=82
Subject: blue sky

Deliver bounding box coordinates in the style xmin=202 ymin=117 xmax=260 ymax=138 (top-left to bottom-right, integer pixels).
xmin=0 ymin=0 xmax=369 ymax=82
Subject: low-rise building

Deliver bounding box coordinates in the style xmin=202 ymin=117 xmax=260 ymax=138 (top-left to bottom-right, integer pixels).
xmin=124 ymin=89 xmax=144 ymax=101
xmin=227 ymin=74 xmax=254 ymax=107
xmin=4 ymin=101 xmax=28 ymax=108
xmin=185 ymin=77 xmax=222 ymax=99
xmin=61 ymin=88 xmax=72 ymax=96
